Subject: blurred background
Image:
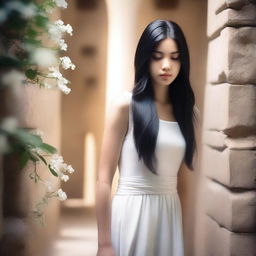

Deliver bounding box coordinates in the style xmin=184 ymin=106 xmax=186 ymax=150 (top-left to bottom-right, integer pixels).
xmin=1 ymin=0 xmax=256 ymax=256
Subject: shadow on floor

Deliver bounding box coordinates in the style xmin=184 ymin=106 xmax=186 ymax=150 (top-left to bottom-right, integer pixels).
xmin=50 ymin=207 xmax=98 ymax=256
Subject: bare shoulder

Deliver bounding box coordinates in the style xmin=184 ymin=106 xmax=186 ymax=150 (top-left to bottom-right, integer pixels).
xmin=111 ymin=90 xmax=132 ymax=108
xmin=108 ymin=90 xmax=132 ymax=118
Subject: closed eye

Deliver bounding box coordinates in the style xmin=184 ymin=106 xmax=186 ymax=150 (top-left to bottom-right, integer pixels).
xmin=151 ymin=55 xmax=180 ymax=61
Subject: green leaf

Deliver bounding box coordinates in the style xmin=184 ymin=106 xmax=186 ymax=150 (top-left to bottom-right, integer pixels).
xmin=39 ymin=143 xmax=57 ymax=154
xmin=35 ymin=15 xmax=49 ymax=28
xmin=48 ymin=165 xmax=58 ymax=177
xmin=27 ymin=28 xmax=38 ymax=39
xmin=29 ymin=152 xmax=40 ymax=162
xmin=15 ymin=129 xmax=43 ymax=146
xmin=23 ymin=38 xmax=42 ymax=46
xmin=35 ymin=153 xmax=47 ymax=165
xmin=19 ymin=150 xmax=30 ymax=169
xmin=25 ymin=69 xmax=37 ymax=80
xmin=0 ymin=56 xmax=23 ymax=69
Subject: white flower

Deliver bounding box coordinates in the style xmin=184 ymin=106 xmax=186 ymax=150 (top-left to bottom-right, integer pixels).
xmin=47 ymin=66 xmax=62 ymax=79
xmin=59 ymin=173 xmax=69 ymax=182
xmin=51 ymin=154 xmax=63 ymax=162
xmin=19 ymin=3 xmax=37 ymax=19
xmin=49 ymin=154 xmax=74 ymax=181
xmin=58 ymin=76 xmax=69 ymax=86
xmin=49 ymin=154 xmax=63 ymax=175
xmin=1 ymin=69 xmax=26 ymax=87
xmin=59 ymin=39 xmax=67 ymax=51
xmin=1 ymin=117 xmax=18 ymax=133
xmin=66 ymin=165 xmax=74 ymax=174
xmin=65 ymin=24 xmax=73 ymax=35
xmin=47 ymin=66 xmax=71 ymax=94
xmin=50 ymin=154 xmax=64 ymax=166
xmin=53 ymin=0 xmax=68 ymax=9
xmin=60 ymin=56 xmax=75 ymax=70
xmin=48 ymin=19 xmax=73 ymax=51
xmin=43 ymin=180 xmax=54 ymax=192
xmin=31 ymin=48 xmax=58 ymax=68
xmin=57 ymin=189 xmax=67 ymax=201
xmin=61 ymin=163 xmax=75 ymax=174
xmin=55 ymin=19 xmax=73 ymax=35
xmin=48 ymin=24 xmax=62 ymax=41
xmin=48 ymin=20 xmax=73 ymax=41
xmin=57 ymin=82 xmax=71 ymax=94
xmin=5 ymin=2 xmax=37 ymax=19
xmin=55 ymin=19 xmax=64 ymax=26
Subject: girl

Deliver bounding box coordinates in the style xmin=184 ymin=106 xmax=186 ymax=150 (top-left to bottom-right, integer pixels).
xmin=96 ymin=19 xmax=198 ymax=256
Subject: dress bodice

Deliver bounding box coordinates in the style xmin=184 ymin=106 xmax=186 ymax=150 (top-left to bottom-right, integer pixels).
xmin=117 ymin=93 xmax=186 ymax=178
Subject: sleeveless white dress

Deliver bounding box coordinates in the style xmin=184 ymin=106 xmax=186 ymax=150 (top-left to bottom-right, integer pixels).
xmin=111 ymin=93 xmax=186 ymax=256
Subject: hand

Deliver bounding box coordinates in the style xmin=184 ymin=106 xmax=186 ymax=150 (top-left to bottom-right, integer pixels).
xmin=96 ymin=244 xmax=116 ymax=256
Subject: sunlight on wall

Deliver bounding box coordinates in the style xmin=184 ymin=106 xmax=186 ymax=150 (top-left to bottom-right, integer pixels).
xmin=83 ymin=132 xmax=96 ymax=206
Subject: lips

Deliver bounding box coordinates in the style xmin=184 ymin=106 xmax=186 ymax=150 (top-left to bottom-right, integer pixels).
xmin=160 ymin=74 xmax=172 ymax=77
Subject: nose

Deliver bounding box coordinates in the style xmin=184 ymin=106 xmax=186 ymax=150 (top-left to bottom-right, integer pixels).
xmin=161 ymin=58 xmax=171 ymax=71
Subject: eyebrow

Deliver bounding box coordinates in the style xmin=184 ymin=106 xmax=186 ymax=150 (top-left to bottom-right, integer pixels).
xmin=153 ymin=50 xmax=180 ymax=54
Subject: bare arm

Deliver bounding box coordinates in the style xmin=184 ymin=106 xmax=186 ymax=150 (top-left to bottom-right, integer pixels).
xmin=95 ymin=92 xmax=130 ymax=249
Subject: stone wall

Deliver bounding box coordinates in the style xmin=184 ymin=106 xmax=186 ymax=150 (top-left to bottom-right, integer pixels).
xmin=0 ymin=84 xmax=61 ymax=256
xmin=202 ymin=0 xmax=256 ymax=255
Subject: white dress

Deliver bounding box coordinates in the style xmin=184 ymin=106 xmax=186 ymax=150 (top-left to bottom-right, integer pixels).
xmin=111 ymin=93 xmax=186 ymax=256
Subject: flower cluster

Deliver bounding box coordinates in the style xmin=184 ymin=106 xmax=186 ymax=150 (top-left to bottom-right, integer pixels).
xmin=0 ymin=0 xmax=75 ymax=94
xmin=53 ymin=0 xmax=68 ymax=9
xmin=49 ymin=154 xmax=74 ymax=182
xmin=0 ymin=114 xmax=76 ymax=226
xmin=0 ymin=0 xmax=76 ymax=227
xmin=29 ymin=150 xmax=75 ymax=226
xmin=47 ymin=66 xmax=71 ymax=94
xmin=1 ymin=1 xmax=37 ymax=22
xmin=49 ymin=19 xmax=73 ymax=51
xmin=1 ymin=70 xmax=27 ymax=88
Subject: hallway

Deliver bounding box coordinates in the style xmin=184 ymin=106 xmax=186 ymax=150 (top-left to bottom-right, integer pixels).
xmin=50 ymin=207 xmax=98 ymax=256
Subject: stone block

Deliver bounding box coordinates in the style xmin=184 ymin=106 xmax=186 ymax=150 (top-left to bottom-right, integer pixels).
xmin=204 ymin=214 xmax=231 ymax=256
xmin=203 ymin=131 xmax=256 ymax=149
xmin=207 ymin=27 xmax=256 ymax=84
xmin=207 ymin=0 xmax=256 ymax=37
xmin=204 ymin=83 xmax=256 ymax=133
xmin=229 ymin=149 xmax=256 ymax=188
xmin=204 ymin=84 xmax=229 ymax=130
xmin=203 ymin=130 xmax=227 ymax=149
xmin=205 ymin=178 xmax=256 ymax=232
xmin=203 ymin=146 xmax=230 ymax=185
xmin=203 ymin=145 xmax=256 ymax=188
xmin=204 ymin=214 xmax=256 ymax=256
xmin=210 ymin=0 xmax=248 ymax=13
xmin=225 ymin=135 xmax=256 ymax=149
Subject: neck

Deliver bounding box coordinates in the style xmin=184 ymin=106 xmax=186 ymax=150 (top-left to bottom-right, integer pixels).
xmin=152 ymin=84 xmax=170 ymax=105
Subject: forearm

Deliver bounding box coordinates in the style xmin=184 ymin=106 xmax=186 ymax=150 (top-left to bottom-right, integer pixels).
xmin=95 ymin=180 xmax=113 ymax=247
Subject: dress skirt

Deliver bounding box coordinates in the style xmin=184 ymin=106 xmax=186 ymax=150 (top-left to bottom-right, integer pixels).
xmin=111 ymin=175 xmax=184 ymax=256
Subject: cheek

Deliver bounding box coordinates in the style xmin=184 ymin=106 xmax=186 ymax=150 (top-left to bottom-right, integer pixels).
xmin=149 ymin=62 xmax=158 ymax=76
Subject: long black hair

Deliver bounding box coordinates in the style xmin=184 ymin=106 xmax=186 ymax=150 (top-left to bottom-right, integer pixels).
xmin=131 ymin=19 xmax=197 ymax=174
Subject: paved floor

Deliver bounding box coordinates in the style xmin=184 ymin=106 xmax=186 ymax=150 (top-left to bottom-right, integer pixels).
xmin=50 ymin=207 xmax=98 ymax=256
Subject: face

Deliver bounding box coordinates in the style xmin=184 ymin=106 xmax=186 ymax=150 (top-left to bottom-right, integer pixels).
xmin=149 ymin=38 xmax=181 ymax=87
